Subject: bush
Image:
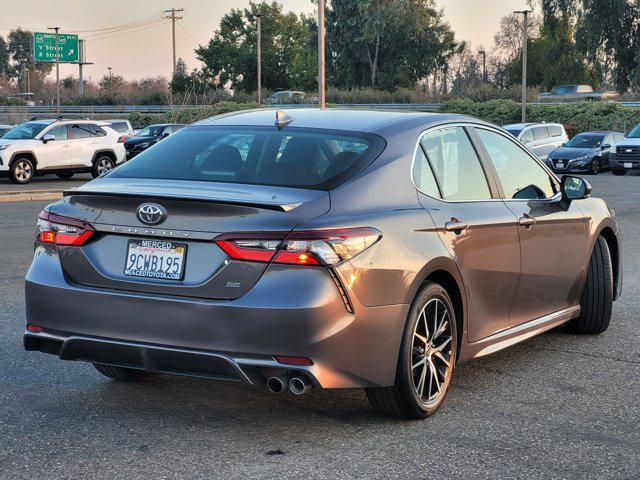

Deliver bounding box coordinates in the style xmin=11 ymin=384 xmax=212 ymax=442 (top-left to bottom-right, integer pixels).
xmin=128 ymin=102 xmax=257 ymax=128
xmin=440 ymin=99 xmax=640 ymax=134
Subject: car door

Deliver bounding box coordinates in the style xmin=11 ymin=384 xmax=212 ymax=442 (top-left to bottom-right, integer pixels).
xmin=414 ymin=125 xmax=521 ymax=342
xmin=473 ymin=126 xmax=589 ymax=327
xmin=530 ymin=126 xmax=554 ymax=159
xmin=601 ymin=134 xmax=614 ymax=167
xmin=68 ymin=123 xmax=95 ymax=167
xmin=37 ymin=125 xmax=71 ymax=169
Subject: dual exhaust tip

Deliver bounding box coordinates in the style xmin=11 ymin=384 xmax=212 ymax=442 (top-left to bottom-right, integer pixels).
xmin=267 ymin=374 xmax=312 ymax=395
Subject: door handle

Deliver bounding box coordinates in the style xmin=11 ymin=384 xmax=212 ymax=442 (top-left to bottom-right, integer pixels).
xmin=518 ymin=214 xmax=536 ymax=227
xmin=62 ymin=144 xmax=71 ymax=148
xmin=445 ymin=220 xmax=469 ymax=233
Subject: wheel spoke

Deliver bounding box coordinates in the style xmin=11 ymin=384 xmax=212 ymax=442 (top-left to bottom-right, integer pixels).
xmin=434 ymin=336 xmax=451 ymax=352
xmin=433 ymin=319 xmax=449 ymax=340
xmin=417 ymin=363 xmax=427 ymax=396
xmin=430 ymin=360 xmax=441 ymax=393
xmin=433 ymin=350 xmax=450 ymax=368
xmin=420 ymin=309 xmax=429 ymax=340
xmin=414 ymin=332 xmax=428 ymax=345
xmin=412 ymin=356 xmax=427 ymax=370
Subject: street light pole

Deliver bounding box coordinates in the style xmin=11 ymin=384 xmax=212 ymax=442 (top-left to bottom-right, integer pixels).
xmin=478 ymin=50 xmax=487 ymax=83
xmin=256 ymin=13 xmax=262 ymax=108
xmin=47 ymin=26 xmax=60 ymax=115
xmin=514 ymin=9 xmax=532 ymax=123
xmin=317 ymin=0 xmax=326 ymax=109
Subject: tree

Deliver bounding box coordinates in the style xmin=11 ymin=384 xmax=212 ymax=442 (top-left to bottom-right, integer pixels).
xmin=196 ymin=1 xmax=315 ymax=92
xmin=576 ymin=0 xmax=639 ymax=92
xmin=0 ymin=36 xmax=10 ymax=77
xmin=326 ymin=0 xmax=458 ymax=90
xmin=7 ymin=29 xmax=52 ymax=88
xmin=494 ymin=13 xmax=541 ymax=63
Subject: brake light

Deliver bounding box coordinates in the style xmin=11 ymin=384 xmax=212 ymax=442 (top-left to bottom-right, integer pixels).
xmin=215 ymin=227 xmax=381 ymax=266
xmin=117 ymin=135 xmax=127 ymax=143
xmin=36 ymin=211 xmax=95 ymax=246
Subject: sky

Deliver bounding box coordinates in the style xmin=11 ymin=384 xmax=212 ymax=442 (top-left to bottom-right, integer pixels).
xmin=0 ymin=0 xmax=531 ymax=82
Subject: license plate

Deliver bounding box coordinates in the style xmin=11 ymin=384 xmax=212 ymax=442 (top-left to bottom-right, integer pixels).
xmin=124 ymin=239 xmax=187 ymax=280
xmin=624 ymin=162 xmax=633 ymax=168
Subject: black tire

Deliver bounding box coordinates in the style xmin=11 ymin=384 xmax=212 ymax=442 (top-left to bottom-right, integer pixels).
xmin=366 ymin=282 xmax=457 ymax=419
xmin=56 ymin=171 xmax=75 ymax=180
xmin=566 ymin=236 xmax=613 ymax=334
xmin=91 ymin=155 xmax=115 ymax=178
xmin=9 ymin=157 xmax=35 ymax=184
xmin=590 ymin=158 xmax=600 ymax=175
xmin=93 ymin=363 xmax=158 ymax=382
xmin=611 ymin=169 xmax=627 ymax=176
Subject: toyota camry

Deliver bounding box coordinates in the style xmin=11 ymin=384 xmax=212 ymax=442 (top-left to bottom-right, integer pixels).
xmin=24 ymin=109 xmax=622 ymax=419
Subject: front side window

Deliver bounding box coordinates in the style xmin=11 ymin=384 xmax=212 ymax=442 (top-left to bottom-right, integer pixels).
xmin=111 ymin=126 xmax=384 ymax=190
xmin=475 ymin=128 xmax=557 ymax=200
xmin=520 ymin=129 xmax=534 ymax=144
xmin=419 ymin=127 xmax=491 ymax=201
xmin=47 ymin=125 xmax=68 ymax=141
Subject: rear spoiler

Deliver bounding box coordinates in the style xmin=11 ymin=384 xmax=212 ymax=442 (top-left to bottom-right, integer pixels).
xmin=63 ymin=189 xmax=302 ymax=212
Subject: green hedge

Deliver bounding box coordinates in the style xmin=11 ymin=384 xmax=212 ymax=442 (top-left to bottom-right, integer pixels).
xmin=128 ymin=102 xmax=257 ymax=128
xmin=439 ymin=99 xmax=640 ymax=135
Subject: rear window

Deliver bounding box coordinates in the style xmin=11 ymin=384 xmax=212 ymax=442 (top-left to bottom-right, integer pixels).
xmin=532 ymin=127 xmax=549 ymax=141
xmin=110 ymin=126 xmax=385 ymax=190
xmin=109 ymin=122 xmax=130 ymax=133
xmin=547 ymin=125 xmax=563 ymax=137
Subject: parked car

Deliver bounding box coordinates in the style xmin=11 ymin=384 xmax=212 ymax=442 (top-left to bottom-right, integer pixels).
xmin=502 ymin=122 xmax=568 ymax=160
xmin=24 ymin=109 xmax=621 ymax=419
xmin=608 ymin=123 xmax=640 ymax=175
xmin=546 ymin=131 xmax=625 ymax=175
xmin=538 ymin=84 xmax=619 ymax=101
xmin=124 ymin=123 xmax=185 ymax=159
xmin=0 ymin=124 xmax=13 ymax=138
xmin=103 ymin=119 xmax=134 ymax=137
xmin=0 ymin=119 xmax=126 ymax=184
xmin=267 ymin=90 xmax=317 ymax=104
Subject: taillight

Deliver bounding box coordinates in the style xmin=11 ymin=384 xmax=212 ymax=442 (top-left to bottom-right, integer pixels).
xmin=36 ymin=211 xmax=95 ymax=246
xmin=215 ymin=227 xmax=381 ymax=266
xmin=117 ymin=135 xmax=127 ymax=143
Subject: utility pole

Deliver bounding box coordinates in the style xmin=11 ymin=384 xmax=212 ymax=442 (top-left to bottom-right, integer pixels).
xmin=317 ymin=0 xmax=326 ymax=109
xmin=256 ymin=13 xmax=262 ymax=108
xmin=478 ymin=50 xmax=487 ymax=83
xmin=77 ymin=40 xmax=93 ymax=98
xmin=164 ymin=8 xmax=184 ymax=75
xmin=47 ymin=26 xmax=60 ymax=115
xmin=514 ymin=9 xmax=532 ymax=123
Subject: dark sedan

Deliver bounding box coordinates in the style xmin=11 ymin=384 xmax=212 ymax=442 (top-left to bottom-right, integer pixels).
xmin=546 ymin=131 xmax=625 ymax=175
xmin=124 ymin=124 xmax=185 ymax=159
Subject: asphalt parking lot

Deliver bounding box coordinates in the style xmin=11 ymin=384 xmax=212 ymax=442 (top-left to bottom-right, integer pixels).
xmin=0 ymin=173 xmax=92 ymax=193
xmin=0 ymin=173 xmax=638 ymax=480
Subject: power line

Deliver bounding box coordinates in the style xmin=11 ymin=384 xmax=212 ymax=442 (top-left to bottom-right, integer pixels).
xmin=84 ymin=21 xmax=166 ymax=41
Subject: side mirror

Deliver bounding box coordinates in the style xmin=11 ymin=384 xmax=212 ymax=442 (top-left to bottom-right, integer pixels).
xmin=561 ymin=142 xmax=566 ymax=146
xmin=162 ymin=133 xmax=170 ymax=139
xmin=601 ymin=143 xmax=611 ymax=150
xmin=561 ymin=175 xmax=591 ymax=202
xmin=42 ymin=134 xmax=55 ymax=143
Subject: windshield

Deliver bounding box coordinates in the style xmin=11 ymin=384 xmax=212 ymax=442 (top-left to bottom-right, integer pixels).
xmin=3 ymin=122 xmax=49 ymax=140
xmin=137 ymin=126 xmax=164 ymax=137
xmin=627 ymin=125 xmax=640 ymax=138
xmin=564 ymin=134 xmax=605 ymax=148
xmin=110 ymin=126 xmax=385 ymax=190
xmin=503 ymin=127 xmax=523 ymax=138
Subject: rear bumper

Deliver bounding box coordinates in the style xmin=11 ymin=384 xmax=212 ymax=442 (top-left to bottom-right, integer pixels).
xmin=24 ymin=245 xmax=407 ymax=388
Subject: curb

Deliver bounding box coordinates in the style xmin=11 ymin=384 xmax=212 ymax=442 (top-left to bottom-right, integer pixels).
xmin=0 ymin=190 xmax=64 ymax=203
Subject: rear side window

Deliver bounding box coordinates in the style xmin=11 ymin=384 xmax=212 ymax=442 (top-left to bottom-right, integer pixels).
xmin=475 ymin=128 xmax=556 ymax=200
xmin=412 ymin=146 xmax=440 ymax=198
xmin=532 ymin=127 xmax=548 ymax=141
xmin=109 ymin=122 xmax=130 ymax=133
xmin=89 ymin=124 xmax=106 ymax=137
xmin=419 ymin=126 xmax=491 ymax=201
xmin=110 ymin=126 xmax=385 ymax=190
xmin=69 ymin=124 xmax=92 ymax=139
xmin=547 ymin=125 xmax=563 ymax=137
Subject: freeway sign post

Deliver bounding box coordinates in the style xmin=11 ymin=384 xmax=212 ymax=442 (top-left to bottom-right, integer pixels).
xmin=32 ymin=32 xmax=79 ymax=63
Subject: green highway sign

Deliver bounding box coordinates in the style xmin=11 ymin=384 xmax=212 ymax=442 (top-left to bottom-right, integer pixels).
xmin=33 ymin=32 xmax=79 ymax=63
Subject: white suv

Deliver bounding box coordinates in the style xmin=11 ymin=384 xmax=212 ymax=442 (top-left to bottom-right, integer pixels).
xmin=0 ymin=119 xmax=126 ymax=184
xmin=502 ymin=122 xmax=568 ymax=160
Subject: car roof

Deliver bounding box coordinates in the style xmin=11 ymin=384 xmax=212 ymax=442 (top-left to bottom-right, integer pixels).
xmin=575 ymin=131 xmax=620 ymax=135
xmin=503 ymin=122 xmax=563 ymax=129
xmin=146 ymin=123 xmax=184 ymax=127
xmin=195 ymin=108 xmax=480 ymax=134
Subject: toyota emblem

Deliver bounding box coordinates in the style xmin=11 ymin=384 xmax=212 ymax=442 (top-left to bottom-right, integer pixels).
xmin=137 ymin=203 xmax=166 ymax=225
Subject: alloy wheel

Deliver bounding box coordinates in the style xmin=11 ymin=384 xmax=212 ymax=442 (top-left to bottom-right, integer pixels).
xmin=15 ymin=161 xmax=33 ymax=182
xmin=591 ymin=159 xmax=600 ymax=175
xmin=411 ymin=298 xmax=453 ymax=405
xmin=97 ymin=158 xmax=113 ymax=175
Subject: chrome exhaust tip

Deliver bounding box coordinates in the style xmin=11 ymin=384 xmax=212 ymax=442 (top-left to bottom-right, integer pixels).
xmin=267 ymin=375 xmax=289 ymax=393
xmin=289 ymin=375 xmax=312 ymax=395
